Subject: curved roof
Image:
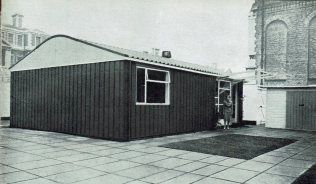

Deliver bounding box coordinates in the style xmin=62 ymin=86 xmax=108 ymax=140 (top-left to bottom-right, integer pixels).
xmin=10 ymin=35 xmax=223 ymax=76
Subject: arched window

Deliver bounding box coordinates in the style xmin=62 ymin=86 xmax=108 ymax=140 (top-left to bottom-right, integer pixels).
xmin=308 ymin=16 xmax=316 ymax=79
xmin=265 ymin=20 xmax=288 ymax=79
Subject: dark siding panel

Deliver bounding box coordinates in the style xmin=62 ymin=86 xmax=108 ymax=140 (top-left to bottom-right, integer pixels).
xmin=57 ymin=67 xmax=62 ymax=133
xmin=85 ymin=64 xmax=91 ymax=136
xmin=42 ymin=69 xmax=48 ymax=131
xmin=79 ymin=65 xmax=85 ymax=136
xmin=173 ymin=70 xmax=179 ymax=134
xmin=28 ymin=70 xmax=34 ymax=130
xmin=51 ymin=68 xmax=57 ymax=131
xmin=46 ymin=68 xmax=52 ymax=131
xmin=103 ymin=62 xmax=110 ymax=138
xmin=75 ymin=65 xmax=81 ymax=135
xmin=69 ymin=66 xmax=77 ymax=134
xmin=130 ymin=62 xmax=137 ymax=138
xmin=169 ymin=70 xmax=175 ymax=135
xmin=95 ymin=63 xmax=104 ymax=137
xmin=108 ymin=62 xmax=115 ymax=138
xmin=129 ymin=63 xmax=216 ymax=139
xmin=40 ymin=69 xmax=45 ymax=130
xmin=23 ymin=71 xmax=28 ymax=128
xmin=114 ymin=61 xmax=121 ymax=139
xmin=89 ymin=64 xmax=96 ymax=137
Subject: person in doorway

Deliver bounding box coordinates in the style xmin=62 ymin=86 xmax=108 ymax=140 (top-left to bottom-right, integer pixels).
xmin=223 ymin=95 xmax=232 ymax=129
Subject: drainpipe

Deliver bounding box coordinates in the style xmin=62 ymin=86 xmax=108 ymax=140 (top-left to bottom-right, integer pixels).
xmin=260 ymin=0 xmax=265 ymax=85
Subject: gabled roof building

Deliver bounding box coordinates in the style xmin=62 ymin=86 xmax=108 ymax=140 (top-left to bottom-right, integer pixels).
xmin=10 ymin=35 xmax=244 ymax=141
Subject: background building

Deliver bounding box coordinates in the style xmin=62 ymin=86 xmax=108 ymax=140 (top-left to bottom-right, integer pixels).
xmin=1 ymin=14 xmax=50 ymax=68
xmin=253 ymin=0 xmax=316 ymax=130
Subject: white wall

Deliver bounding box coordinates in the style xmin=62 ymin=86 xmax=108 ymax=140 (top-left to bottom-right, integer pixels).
xmin=0 ymin=80 xmax=10 ymax=118
xmin=243 ymin=84 xmax=266 ymax=123
xmin=266 ymin=89 xmax=286 ymax=128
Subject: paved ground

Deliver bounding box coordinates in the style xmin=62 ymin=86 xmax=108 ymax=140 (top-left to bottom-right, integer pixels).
xmin=0 ymin=121 xmax=316 ymax=184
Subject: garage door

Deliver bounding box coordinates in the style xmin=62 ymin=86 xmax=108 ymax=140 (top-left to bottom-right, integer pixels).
xmin=286 ymin=91 xmax=316 ymax=131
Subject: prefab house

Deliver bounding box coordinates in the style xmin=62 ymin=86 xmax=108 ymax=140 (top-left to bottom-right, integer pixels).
xmin=10 ymin=35 xmax=242 ymax=141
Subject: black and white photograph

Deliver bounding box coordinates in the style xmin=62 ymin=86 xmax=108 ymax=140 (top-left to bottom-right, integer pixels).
xmin=1 ymin=0 xmax=316 ymax=183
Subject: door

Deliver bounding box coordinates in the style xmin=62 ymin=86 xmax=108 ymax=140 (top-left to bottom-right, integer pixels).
xmin=286 ymin=91 xmax=316 ymax=130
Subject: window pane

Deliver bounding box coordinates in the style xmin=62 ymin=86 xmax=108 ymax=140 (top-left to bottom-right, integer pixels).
xmin=137 ymin=68 xmax=145 ymax=102
xmin=8 ymin=34 xmax=13 ymax=44
xmin=148 ymin=69 xmax=167 ymax=81
xmin=18 ymin=35 xmax=22 ymax=46
xmin=36 ymin=37 xmax=41 ymax=46
xmin=147 ymin=82 xmax=166 ymax=103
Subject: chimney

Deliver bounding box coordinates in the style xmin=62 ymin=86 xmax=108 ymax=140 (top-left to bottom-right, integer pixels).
xmin=162 ymin=51 xmax=171 ymax=58
xmin=12 ymin=14 xmax=24 ymax=28
xmin=152 ymin=48 xmax=160 ymax=56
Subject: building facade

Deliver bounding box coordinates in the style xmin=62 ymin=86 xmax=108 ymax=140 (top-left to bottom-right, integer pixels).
xmin=1 ymin=14 xmax=50 ymax=68
xmin=252 ymin=0 xmax=316 ymax=130
xmin=9 ymin=35 xmax=243 ymax=141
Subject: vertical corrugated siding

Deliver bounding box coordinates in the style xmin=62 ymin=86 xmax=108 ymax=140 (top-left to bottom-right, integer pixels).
xmin=10 ymin=61 xmax=129 ymax=141
xmin=286 ymin=90 xmax=316 ymax=131
xmin=129 ymin=62 xmax=216 ymax=139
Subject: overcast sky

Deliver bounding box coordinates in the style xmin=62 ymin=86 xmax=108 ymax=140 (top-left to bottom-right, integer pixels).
xmin=2 ymin=0 xmax=254 ymax=72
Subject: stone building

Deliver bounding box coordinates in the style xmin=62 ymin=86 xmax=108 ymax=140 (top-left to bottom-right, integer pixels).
xmin=1 ymin=14 xmax=50 ymax=68
xmin=251 ymin=0 xmax=316 ymax=130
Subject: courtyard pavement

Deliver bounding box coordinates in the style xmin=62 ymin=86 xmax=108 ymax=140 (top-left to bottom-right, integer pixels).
xmin=0 ymin=121 xmax=316 ymax=184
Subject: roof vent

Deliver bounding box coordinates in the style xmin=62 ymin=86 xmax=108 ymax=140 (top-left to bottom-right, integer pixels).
xmin=162 ymin=51 xmax=171 ymax=58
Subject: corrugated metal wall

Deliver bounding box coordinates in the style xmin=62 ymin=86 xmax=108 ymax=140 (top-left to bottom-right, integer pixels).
xmin=11 ymin=61 xmax=130 ymax=141
xmin=129 ymin=62 xmax=216 ymax=139
xmin=11 ymin=60 xmax=217 ymax=141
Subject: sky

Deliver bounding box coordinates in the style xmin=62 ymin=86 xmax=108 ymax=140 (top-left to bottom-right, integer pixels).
xmin=2 ymin=0 xmax=254 ymax=72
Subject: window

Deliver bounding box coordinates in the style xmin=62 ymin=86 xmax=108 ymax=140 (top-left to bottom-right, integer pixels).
xmin=17 ymin=56 xmax=23 ymax=62
xmin=8 ymin=33 xmax=14 ymax=44
xmin=1 ymin=32 xmax=4 ymax=39
xmin=11 ymin=55 xmax=15 ymax=65
xmin=136 ymin=67 xmax=170 ymax=105
xmin=36 ymin=36 xmax=41 ymax=46
xmin=17 ymin=35 xmax=23 ymax=46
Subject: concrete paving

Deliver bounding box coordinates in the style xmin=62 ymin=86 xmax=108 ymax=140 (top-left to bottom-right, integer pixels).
xmin=0 ymin=121 xmax=316 ymax=184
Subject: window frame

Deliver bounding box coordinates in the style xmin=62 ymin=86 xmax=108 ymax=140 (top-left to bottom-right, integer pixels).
xmin=8 ymin=33 xmax=14 ymax=44
xmin=17 ymin=34 xmax=23 ymax=47
xmin=136 ymin=66 xmax=170 ymax=105
xmin=36 ymin=36 xmax=42 ymax=46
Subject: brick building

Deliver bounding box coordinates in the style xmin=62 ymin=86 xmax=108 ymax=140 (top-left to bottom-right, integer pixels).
xmin=1 ymin=14 xmax=50 ymax=68
xmin=252 ymin=0 xmax=316 ymax=130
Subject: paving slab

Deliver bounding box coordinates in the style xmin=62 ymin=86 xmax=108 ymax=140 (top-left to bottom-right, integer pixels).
xmin=1 ymin=123 xmax=316 ymax=184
